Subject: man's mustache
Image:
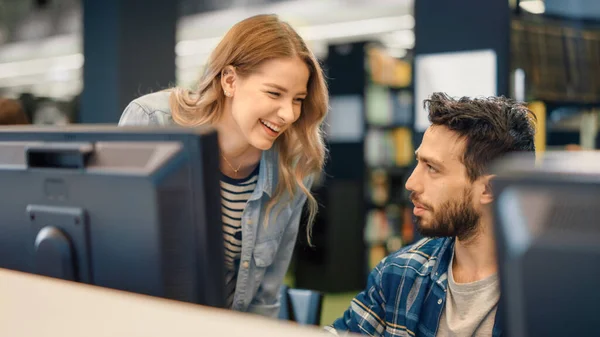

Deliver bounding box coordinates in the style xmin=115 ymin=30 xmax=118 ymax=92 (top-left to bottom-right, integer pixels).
xmin=410 ymin=192 xmax=433 ymax=211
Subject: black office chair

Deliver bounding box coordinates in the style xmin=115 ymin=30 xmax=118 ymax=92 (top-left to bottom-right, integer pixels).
xmin=278 ymin=285 xmax=324 ymax=326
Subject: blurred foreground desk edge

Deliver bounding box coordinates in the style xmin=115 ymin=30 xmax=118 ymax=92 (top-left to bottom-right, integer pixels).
xmin=0 ymin=268 xmax=330 ymax=337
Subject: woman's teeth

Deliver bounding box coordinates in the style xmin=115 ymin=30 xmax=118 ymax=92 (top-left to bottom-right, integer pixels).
xmin=260 ymin=119 xmax=281 ymax=132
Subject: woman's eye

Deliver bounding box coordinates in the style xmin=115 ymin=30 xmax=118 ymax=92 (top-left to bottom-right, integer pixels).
xmin=267 ymin=91 xmax=281 ymax=97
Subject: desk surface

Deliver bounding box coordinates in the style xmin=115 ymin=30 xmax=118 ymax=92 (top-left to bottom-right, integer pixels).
xmin=0 ymin=268 xmax=331 ymax=337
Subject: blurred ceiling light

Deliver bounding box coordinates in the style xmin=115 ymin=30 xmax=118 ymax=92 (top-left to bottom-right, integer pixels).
xmin=177 ymin=0 xmax=413 ymax=41
xmin=175 ymin=15 xmax=415 ymax=57
xmin=0 ymin=35 xmax=80 ymax=63
xmin=0 ymin=70 xmax=80 ymax=88
xmin=298 ymin=15 xmax=414 ymax=41
xmin=175 ymin=36 xmax=222 ymax=57
xmin=386 ymin=48 xmax=408 ymax=59
xmin=382 ymin=30 xmax=415 ymax=49
xmin=519 ymin=0 xmax=545 ymax=14
xmin=0 ymin=5 xmax=415 ymax=90
xmin=0 ymin=53 xmax=84 ymax=80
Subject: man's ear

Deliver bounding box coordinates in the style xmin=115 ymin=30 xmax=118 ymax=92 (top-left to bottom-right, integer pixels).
xmin=479 ymin=174 xmax=496 ymax=205
xmin=220 ymin=65 xmax=237 ymax=97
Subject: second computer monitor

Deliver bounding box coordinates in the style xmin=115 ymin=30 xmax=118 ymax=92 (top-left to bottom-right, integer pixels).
xmin=492 ymin=151 xmax=600 ymax=337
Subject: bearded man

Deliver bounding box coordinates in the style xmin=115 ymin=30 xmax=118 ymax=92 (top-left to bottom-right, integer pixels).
xmin=326 ymin=92 xmax=536 ymax=337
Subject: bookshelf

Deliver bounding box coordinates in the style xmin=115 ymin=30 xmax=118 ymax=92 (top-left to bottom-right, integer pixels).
xmin=294 ymin=41 xmax=418 ymax=292
xmin=363 ymin=44 xmax=417 ymax=270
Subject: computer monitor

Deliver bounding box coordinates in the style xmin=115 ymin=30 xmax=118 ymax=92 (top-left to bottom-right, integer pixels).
xmin=492 ymin=151 xmax=600 ymax=337
xmin=0 ymin=125 xmax=225 ymax=309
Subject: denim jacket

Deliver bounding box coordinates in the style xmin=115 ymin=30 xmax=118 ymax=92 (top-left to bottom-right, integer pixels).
xmin=118 ymin=91 xmax=312 ymax=318
xmin=326 ymin=237 xmax=503 ymax=337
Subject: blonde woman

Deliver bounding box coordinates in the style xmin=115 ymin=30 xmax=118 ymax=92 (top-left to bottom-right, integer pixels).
xmin=118 ymin=14 xmax=328 ymax=317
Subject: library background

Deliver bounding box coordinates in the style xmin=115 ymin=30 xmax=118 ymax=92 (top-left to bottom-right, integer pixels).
xmin=0 ymin=0 xmax=599 ymax=327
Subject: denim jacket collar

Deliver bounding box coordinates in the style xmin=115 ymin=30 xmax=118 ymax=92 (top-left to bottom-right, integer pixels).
xmin=252 ymin=147 xmax=278 ymax=200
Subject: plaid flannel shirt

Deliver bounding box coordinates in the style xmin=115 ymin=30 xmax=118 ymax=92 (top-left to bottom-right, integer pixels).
xmin=326 ymin=237 xmax=503 ymax=337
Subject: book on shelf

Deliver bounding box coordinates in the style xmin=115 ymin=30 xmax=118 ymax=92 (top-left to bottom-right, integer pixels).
xmin=366 ymin=83 xmax=393 ymax=126
xmin=366 ymin=46 xmax=412 ymax=88
xmin=365 ymin=127 xmax=414 ymax=168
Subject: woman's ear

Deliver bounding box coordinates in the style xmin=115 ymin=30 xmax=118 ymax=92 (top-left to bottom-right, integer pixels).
xmin=220 ymin=65 xmax=237 ymax=97
xmin=479 ymin=174 xmax=496 ymax=205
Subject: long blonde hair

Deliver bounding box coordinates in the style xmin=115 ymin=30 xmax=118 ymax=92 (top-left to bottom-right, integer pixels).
xmin=169 ymin=14 xmax=328 ymax=243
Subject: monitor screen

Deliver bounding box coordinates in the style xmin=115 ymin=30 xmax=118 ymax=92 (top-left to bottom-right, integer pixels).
xmin=492 ymin=151 xmax=600 ymax=337
xmin=0 ymin=125 xmax=225 ymax=308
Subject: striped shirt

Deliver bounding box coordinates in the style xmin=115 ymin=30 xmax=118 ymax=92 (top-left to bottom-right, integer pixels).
xmin=327 ymin=237 xmax=503 ymax=337
xmin=221 ymin=166 xmax=259 ymax=308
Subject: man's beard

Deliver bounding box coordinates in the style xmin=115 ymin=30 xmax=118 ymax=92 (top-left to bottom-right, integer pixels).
xmin=411 ymin=188 xmax=481 ymax=242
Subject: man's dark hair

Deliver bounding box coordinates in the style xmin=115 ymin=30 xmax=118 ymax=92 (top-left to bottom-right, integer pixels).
xmin=425 ymin=92 xmax=536 ymax=181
